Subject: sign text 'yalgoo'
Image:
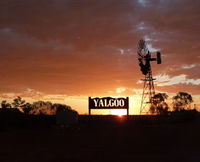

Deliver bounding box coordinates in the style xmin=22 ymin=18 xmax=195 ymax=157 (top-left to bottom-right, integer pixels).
xmin=89 ymin=97 xmax=129 ymax=109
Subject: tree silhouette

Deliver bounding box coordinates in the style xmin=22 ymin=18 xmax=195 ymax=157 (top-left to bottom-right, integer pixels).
xmin=150 ymin=93 xmax=169 ymax=115
xmin=55 ymin=103 xmax=78 ymax=127
xmin=1 ymin=100 xmax=11 ymax=109
xmin=53 ymin=103 xmax=72 ymax=112
xmin=22 ymin=103 xmax=33 ymax=114
xmin=172 ymin=92 xmax=193 ymax=111
xmin=31 ymin=101 xmax=53 ymax=115
xmin=1 ymin=97 xmax=77 ymax=117
xmin=12 ymin=96 xmax=26 ymax=111
xmin=30 ymin=101 xmax=74 ymax=115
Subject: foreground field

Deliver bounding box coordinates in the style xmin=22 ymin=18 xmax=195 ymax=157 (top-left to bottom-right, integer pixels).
xmin=0 ymin=115 xmax=200 ymax=162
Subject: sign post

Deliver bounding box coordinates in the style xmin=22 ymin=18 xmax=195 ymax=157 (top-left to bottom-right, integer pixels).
xmin=88 ymin=97 xmax=129 ymax=116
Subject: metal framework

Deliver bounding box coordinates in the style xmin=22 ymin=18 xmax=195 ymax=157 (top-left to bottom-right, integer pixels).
xmin=139 ymin=66 xmax=155 ymax=114
xmin=137 ymin=39 xmax=161 ymax=114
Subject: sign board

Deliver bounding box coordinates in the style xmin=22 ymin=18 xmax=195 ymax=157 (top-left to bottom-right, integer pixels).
xmin=88 ymin=97 xmax=129 ymax=115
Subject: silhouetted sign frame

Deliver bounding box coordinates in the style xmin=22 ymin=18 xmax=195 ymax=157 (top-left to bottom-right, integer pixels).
xmin=88 ymin=97 xmax=129 ymax=116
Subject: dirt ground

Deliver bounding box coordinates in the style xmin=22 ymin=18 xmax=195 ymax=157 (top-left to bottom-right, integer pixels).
xmin=0 ymin=115 xmax=200 ymax=162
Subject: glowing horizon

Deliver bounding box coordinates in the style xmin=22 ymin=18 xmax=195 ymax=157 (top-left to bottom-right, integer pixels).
xmin=0 ymin=92 xmax=199 ymax=115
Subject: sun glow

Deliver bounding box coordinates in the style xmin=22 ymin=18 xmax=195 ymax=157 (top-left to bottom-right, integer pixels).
xmin=110 ymin=109 xmax=127 ymax=117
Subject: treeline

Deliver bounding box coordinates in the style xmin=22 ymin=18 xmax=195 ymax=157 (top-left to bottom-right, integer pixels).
xmin=0 ymin=96 xmax=77 ymax=115
xmin=0 ymin=91 xmax=198 ymax=116
xmin=150 ymin=91 xmax=196 ymax=115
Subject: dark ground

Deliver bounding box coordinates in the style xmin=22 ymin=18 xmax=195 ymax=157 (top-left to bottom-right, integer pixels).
xmin=1 ymin=114 xmax=200 ymax=162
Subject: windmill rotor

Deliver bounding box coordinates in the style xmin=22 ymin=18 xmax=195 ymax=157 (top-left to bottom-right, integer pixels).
xmin=137 ymin=39 xmax=162 ymax=75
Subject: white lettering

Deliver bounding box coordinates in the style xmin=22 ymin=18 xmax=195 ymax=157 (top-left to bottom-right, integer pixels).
xmin=119 ymin=99 xmax=125 ymax=107
xmin=93 ymin=99 xmax=99 ymax=107
xmin=99 ymin=99 xmax=104 ymax=107
xmin=104 ymin=99 xmax=108 ymax=107
xmin=92 ymin=98 xmax=126 ymax=108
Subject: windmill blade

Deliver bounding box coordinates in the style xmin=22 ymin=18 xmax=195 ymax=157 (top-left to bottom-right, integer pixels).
xmin=137 ymin=39 xmax=148 ymax=58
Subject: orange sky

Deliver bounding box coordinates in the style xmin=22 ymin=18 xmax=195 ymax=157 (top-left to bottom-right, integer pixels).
xmin=0 ymin=0 xmax=200 ymax=114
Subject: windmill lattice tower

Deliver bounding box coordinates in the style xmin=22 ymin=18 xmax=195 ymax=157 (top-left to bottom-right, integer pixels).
xmin=137 ymin=39 xmax=161 ymax=114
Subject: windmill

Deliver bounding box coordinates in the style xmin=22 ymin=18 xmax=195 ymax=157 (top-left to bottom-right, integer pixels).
xmin=137 ymin=39 xmax=161 ymax=114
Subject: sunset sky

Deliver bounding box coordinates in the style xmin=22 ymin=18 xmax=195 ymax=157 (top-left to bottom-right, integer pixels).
xmin=0 ymin=0 xmax=200 ymax=114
